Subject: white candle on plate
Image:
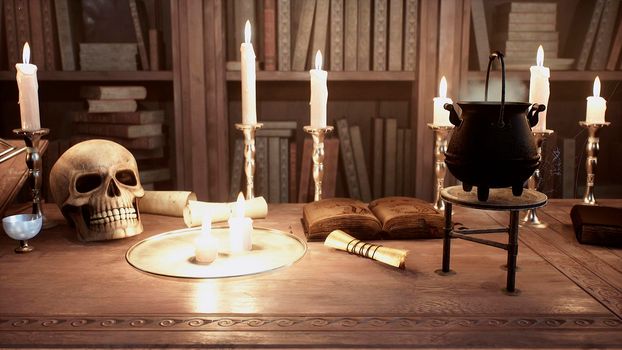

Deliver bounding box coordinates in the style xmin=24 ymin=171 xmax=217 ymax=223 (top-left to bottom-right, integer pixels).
xmin=228 ymin=192 xmax=253 ymax=253
xmin=529 ymin=45 xmax=550 ymax=131
xmin=15 ymin=43 xmax=41 ymax=131
xmin=240 ymin=20 xmax=257 ymax=125
xmin=310 ymin=50 xmax=328 ymax=128
xmin=195 ymin=215 xmax=218 ymax=263
xmin=586 ymin=76 xmax=607 ymax=124
xmin=432 ymin=76 xmax=453 ymax=126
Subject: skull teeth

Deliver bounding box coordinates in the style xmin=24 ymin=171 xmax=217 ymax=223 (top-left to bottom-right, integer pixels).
xmin=89 ymin=207 xmax=137 ymax=225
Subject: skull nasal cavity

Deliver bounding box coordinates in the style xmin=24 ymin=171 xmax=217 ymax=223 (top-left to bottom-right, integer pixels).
xmin=107 ymin=180 xmax=121 ymax=197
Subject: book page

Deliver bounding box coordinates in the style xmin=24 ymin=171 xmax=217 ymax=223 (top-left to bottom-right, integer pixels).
xmin=369 ymin=197 xmax=444 ymax=239
xmin=302 ymin=198 xmax=382 ymax=240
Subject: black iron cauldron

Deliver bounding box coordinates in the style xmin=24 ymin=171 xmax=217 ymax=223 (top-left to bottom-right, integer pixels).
xmin=443 ymin=51 xmax=545 ymax=201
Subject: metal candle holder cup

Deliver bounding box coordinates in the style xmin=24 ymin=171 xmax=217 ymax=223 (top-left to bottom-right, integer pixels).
xmin=304 ymin=126 xmax=334 ymax=201
xmin=427 ymin=124 xmax=453 ymax=211
xmin=12 ymin=128 xmax=55 ymax=229
xmin=522 ymin=129 xmax=554 ymax=228
xmin=579 ymin=121 xmax=610 ymax=205
xmin=235 ymin=123 xmax=263 ymax=200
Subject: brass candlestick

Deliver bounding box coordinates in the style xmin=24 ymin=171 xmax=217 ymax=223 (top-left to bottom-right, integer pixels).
xmin=304 ymin=125 xmax=334 ymax=201
xmin=522 ymin=129 xmax=554 ymax=228
xmin=235 ymin=123 xmax=263 ymax=200
xmin=12 ymin=128 xmax=55 ymax=229
xmin=579 ymin=121 xmax=610 ymax=205
xmin=427 ymin=124 xmax=453 ymax=211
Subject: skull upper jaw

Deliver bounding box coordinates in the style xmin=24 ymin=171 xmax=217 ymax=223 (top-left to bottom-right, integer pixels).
xmin=66 ymin=203 xmax=144 ymax=242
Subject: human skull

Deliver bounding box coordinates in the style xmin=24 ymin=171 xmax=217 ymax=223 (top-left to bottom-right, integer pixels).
xmin=49 ymin=140 xmax=144 ymax=241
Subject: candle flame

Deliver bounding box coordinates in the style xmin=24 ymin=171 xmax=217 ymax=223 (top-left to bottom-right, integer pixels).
xmin=244 ymin=20 xmax=251 ymax=44
xmin=234 ymin=192 xmax=245 ymax=218
xmin=22 ymin=42 xmax=30 ymax=64
xmin=439 ymin=76 xmax=447 ymax=98
xmin=593 ymin=76 xmax=601 ymax=97
xmin=315 ymin=50 xmax=323 ymax=70
xmin=536 ymin=45 xmax=544 ymax=66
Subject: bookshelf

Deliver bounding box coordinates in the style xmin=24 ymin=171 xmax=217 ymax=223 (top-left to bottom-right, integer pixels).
xmin=0 ymin=71 xmax=174 ymax=81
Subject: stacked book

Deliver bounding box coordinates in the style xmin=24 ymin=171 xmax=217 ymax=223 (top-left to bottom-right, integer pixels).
xmin=72 ymin=85 xmax=169 ymax=190
xmin=229 ymin=121 xmax=298 ymax=203
xmin=335 ymin=118 xmax=413 ymax=203
xmin=492 ymin=2 xmax=574 ymax=70
xmin=79 ymin=43 xmax=138 ymax=71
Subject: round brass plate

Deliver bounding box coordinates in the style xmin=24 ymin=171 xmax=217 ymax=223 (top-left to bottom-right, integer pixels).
xmin=126 ymin=226 xmax=307 ymax=279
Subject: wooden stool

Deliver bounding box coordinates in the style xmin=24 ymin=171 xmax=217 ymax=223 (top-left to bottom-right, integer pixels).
xmin=437 ymin=186 xmax=547 ymax=295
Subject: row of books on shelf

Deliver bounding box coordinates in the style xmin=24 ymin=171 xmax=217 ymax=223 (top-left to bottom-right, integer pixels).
xmin=229 ymin=0 xmax=418 ymax=73
xmin=229 ymin=118 xmax=413 ymax=203
xmin=1 ymin=0 xmax=160 ymax=71
xmin=471 ymin=1 xmax=622 ymax=71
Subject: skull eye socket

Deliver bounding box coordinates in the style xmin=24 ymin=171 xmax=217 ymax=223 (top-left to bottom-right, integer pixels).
xmin=115 ymin=170 xmax=138 ymax=186
xmin=75 ymin=174 xmax=103 ymax=193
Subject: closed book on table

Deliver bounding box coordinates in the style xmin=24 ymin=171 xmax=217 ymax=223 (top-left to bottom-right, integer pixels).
xmin=570 ymin=205 xmax=622 ymax=246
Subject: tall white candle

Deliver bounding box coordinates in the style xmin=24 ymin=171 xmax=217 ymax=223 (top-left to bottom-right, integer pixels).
xmin=240 ymin=20 xmax=257 ymax=125
xmin=586 ymin=76 xmax=607 ymax=124
xmin=15 ymin=43 xmax=41 ymax=131
xmin=529 ymin=45 xmax=550 ymax=131
xmin=228 ymin=192 xmax=253 ymax=253
xmin=195 ymin=215 xmax=218 ymax=264
xmin=432 ymin=76 xmax=453 ymax=126
xmin=310 ymin=51 xmax=328 ymax=128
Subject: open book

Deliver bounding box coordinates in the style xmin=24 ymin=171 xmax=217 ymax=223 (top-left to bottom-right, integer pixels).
xmin=302 ymin=197 xmax=444 ymax=241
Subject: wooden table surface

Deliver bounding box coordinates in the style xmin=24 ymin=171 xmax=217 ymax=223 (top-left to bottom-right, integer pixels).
xmin=0 ymin=200 xmax=621 ymax=349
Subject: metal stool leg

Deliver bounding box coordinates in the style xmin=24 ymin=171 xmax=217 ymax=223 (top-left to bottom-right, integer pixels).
xmin=505 ymin=210 xmax=520 ymax=295
xmin=436 ymin=202 xmax=455 ymax=276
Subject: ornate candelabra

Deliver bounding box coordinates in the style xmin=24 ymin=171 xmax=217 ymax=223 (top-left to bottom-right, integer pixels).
xmin=427 ymin=124 xmax=453 ymax=211
xmin=579 ymin=121 xmax=610 ymax=205
xmin=522 ymin=129 xmax=554 ymax=228
xmin=235 ymin=123 xmax=263 ymax=200
xmin=13 ymin=128 xmax=55 ymax=229
xmin=303 ymin=126 xmax=334 ymax=201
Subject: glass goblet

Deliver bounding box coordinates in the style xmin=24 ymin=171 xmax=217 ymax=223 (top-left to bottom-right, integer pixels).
xmin=2 ymin=214 xmax=42 ymax=253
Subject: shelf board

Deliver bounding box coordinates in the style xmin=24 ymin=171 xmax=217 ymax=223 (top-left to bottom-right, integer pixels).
xmin=0 ymin=70 xmax=173 ymax=81
xmin=468 ymin=70 xmax=622 ymax=81
xmin=226 ymin=70 xmax=416 ymax=81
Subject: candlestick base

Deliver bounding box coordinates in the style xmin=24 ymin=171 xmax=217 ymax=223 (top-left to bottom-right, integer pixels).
xmin=578 ymin=122 xmax=610 ymax=206
xmin=235 ymin=123 xmax=263 ymax=200
xmin=427 ymin=124 xmax=454 ymax=211
xmin=304 ymin=126 xmax=334 ymax=202
xmin=522 ymin=129 xmax=554 ymax=228
xmin=12 ymin=128 xmax=56 ymax=229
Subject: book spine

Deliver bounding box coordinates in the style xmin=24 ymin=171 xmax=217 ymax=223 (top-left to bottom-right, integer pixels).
xmin=309 ymin=0 xmax=329 ymax=67
xmin=388 ymin=0 xmax=402 ymax=71
xmin=403 ymin=129 xmax=413 ymax=196
xmin=289 ymin=140 xmax=297 ymax=202
xmin=4 ymin=0 xmax=18 ymax=69
xmin=72 ymin=135 xmax=164 ymax=150
xmin=129 ymin=0 xmax=150 ymax=70
xmin=149 ymin=29 xmax=162 ymax=71
xmin=383 ymin=118 xmax=397 ymax=196
xmin=291 ymin=0 xmax=315 ymax=71
xmin=87 ymin=100 xmax=138 ymax=113
xmin=372 ymin=118 xmax=384 ymax=199
xmin=356 ymin=0 xmax=371 ymax=71
xmin=589 ymin=0 xmax=620 ymax=70
xmin=54 ymin=0 xmax=76 ymax=70
xmin=323 ymin=138 xmax=339 ymax=198
xmin=73 ymin=110 xmax=164 ymax=124
xmin=279 ymin=138 xmax=289 ymax=203
xmin=229 ymin=138 xmax=244 ymax=200
xmin=344 ymin=0 xmax=357 ymax=71
xmin=14 ymin=0 xmax=30 ymax=56
xmin=396 ymin=128 xmax=404 ymax=195
xmin=403 ymin=0 xmax=418 ymax=71
xmin=350 ymin=126 xmax=372 ymax=202
xmin=81 ymin=86 xmax=148 ymax=100
xmin=576 ymin=0 xmax=605 ymax=70
xmin=336 ymin=118 xmax=362 ymax=199
xmin=256 ymin=137 xmax=268 ymax=198
xmin=28 ymin=0 xmax=45 ymax=67
xmin=471 ymin=0 xmax=490 ymax=71
xmin=268 ymin=137 xmax=281 ymax=203
xmin=372 ymin=0 xmax=387 ymax=71
xmin=298 ymin=137 xmax=312 ymax=202
xmin=330 ymin=0 xmax=344 ymax=71
xmin=277 ymin=0 xmax=291 ymax=71
xmin=263 ymin=0 xmax=276 ymax=71
xmin=74 ymin=123 xmax=162 ymax=139
xmin=41 ymin=0 xmax=57 ymax=70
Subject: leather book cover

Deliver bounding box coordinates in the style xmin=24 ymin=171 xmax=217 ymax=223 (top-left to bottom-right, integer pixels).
xmin=263 ymin=0 xmax=276 ymax=70
xmin=388 ymin=0 xmax=402 ymax=71
xmin=329 ymin=0 xmax=344 ymax=71
xmin=277 ymin=0 xmax=291 ymax=71
xmin=279 ymin=138 xmax=289 ymax=203
xmin=302 ymin=198 xmax=382 ymax=241
xmin=372 ymin=0 xmax=387 ymax=71
xmin=291 ymin=0 xmax=315 ymax=71
xmin=129 ymin=0 xmax=150 ymax=70
xmin=356 ymin=0 xmax=371 ymax=71
xmin=28 ymin=0 xmax=46 ymax=67
xmin=336 ymin=118 xmax=362 ymax=199
xmin=589 ymin=0 xmax=621 ymax=70
xmin=368 ymin=197 xmax=444 ymax=239
xmin=309 ymin=0 xmax=329 ymax=69
xmin=344 ymin=0 xmax=357 ymax=71
xmin=403 ymin=0 xmax=417 ymax=71
xmin=570 ymin=205 xmax=622 ymax=246
xmin=41 ymin=0 xmax=58 ymax=70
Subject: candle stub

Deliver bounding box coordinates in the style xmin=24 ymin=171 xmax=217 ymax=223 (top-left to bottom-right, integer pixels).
xmin=529 ymin=46 xmax=550 ymax=131
xmin=228 ymin=192 xmax=253 ymax=253
xmin=195 ymin=216 xmax=218 ymax=264
xmin=432 ymin=76 xmax=453 ymax=126
xmin=585 ymin=76 xmax=607 ymax=124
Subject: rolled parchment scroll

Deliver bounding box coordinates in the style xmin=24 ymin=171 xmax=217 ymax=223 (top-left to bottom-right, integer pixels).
xmin=139 ymin=191 xmax=197 ymax=217
xmin=324 ymin=230 xmax=409 ymax=269
xmin=183 ymin=196 xmax=268 ymax=227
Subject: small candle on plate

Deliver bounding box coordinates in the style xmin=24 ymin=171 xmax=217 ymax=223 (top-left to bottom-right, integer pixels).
xmin=432 ymin=76 xmax=453 ymax=126
xmin=228 ymin=192 xmax=253 ymax=253
xmin=195 ymin=215 xmax=218 ymax=264
xmin=310 ymin=50 xmax=328 ymax=128
xmin=241 ymin=20 xmax=257 ymax=125
xmin=586 ymin=76 xmax=607 ymax=124
xmin=15 ymin=43 xmax=41 ymax=131
xmin=529 ymin=45 xmax=550 ymax=131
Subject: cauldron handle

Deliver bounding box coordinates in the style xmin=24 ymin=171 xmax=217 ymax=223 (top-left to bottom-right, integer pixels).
xmin=484 ymin=51 xmax=506 ymax=128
